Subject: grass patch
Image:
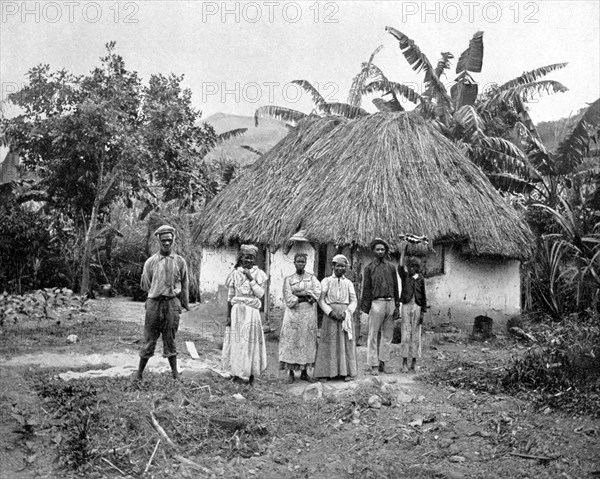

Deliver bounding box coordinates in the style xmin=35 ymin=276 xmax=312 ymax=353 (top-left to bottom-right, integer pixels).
xmin=28 ymin=372 xmax=351 ymax=477
xmin=420 ymin=314 xmax=600 ymax=417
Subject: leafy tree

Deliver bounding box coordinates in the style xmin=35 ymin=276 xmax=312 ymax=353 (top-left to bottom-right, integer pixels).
xmin=2 ymin=42 xmax=222 ymax=294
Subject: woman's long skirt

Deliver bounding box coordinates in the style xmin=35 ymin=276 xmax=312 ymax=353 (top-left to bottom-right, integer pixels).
xmin=314 ymin=303 xmax=357 ymax=378
xmin=222 ymin=303 xmax=267 ymax=378
xmin=279 ymin=302 xmax=318 ymax=370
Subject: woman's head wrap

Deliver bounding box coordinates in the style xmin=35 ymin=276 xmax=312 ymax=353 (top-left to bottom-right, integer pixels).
xmin=240 ymin=244 xmax=259 ymax=257
xmin=331 ymin=254 xmax=349 ymax=266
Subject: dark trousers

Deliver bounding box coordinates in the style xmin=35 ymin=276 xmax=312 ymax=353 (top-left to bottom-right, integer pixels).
xmin=139 ymin=297 xmax=181 ymax=359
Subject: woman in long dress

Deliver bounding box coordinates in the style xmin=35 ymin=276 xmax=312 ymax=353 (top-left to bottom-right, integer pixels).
xmin=279 ymin=253 xmax=321 ymax=383
xmin=222 ymin=244 xmax=268 ymax=384
xmin=314 ymin=254 xmax=358 ymax=381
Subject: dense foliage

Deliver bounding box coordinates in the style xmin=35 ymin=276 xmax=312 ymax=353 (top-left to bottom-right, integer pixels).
xmin=1 ymin=42 xmax=218 ymax=294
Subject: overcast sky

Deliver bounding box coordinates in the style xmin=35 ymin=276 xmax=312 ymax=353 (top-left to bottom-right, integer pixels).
xmin=2 ymin=0 xmax=599 ymax=124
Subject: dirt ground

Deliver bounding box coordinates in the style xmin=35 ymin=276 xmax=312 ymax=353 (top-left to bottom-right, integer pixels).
xmin=1 ymin=297 xmax=599 ymax=478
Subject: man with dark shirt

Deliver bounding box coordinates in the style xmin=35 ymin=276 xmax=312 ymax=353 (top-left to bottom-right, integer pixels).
xmin=360 ymin=238 xmax=400 ymax=375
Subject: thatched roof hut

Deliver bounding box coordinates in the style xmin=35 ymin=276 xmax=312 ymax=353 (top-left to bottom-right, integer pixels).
xmin=194 ymin=112 xmax=532 ymax=260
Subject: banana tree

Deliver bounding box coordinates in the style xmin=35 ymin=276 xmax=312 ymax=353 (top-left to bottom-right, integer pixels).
xmin=363 ymin=27 xmax=569 ymax=197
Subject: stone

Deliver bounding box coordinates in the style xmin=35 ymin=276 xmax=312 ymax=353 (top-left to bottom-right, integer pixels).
xmin=66 ymin=334 xmax=78 ymax=343
xmin=303 ymin=382 xmax=323 ymax=401
xmin=368 ymin=395 xmax=382 ymax=409
xmin=396 ymin=390 xmax=412 ymax=404
xmin=449 ymin=455 xmax=466 ymax=463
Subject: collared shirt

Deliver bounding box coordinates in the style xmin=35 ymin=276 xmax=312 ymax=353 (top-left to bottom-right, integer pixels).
xmin=141 ymin=252 xmax=189 ymax=308
xmin=398 ymin=266 xmax=427 ymax=311
xmin=226 ymin=266 xmax=268 ymax=301
xmin=360 ymin=259 xmax=400 ymax=314
xmin=318 ymin=274 xmax=358 ymax=317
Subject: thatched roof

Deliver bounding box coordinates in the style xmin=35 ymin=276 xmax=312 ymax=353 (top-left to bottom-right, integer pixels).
xmin=194 ymin=113 xmax=533 ymax=260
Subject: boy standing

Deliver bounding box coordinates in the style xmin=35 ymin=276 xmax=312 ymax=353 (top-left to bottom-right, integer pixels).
xmin=398 ymin=241 xmax=427 ymax=373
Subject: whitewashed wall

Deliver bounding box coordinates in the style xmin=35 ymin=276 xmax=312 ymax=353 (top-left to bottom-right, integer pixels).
xmin=352 ymin=246 xmax=521 ymax=331
xmin=426 ymin=246 xmax=521 ymax=330
xmin=199 ymin=246 xmax=238 ymax=304
xmin=199 ymin=243 xmax=521 ymax=332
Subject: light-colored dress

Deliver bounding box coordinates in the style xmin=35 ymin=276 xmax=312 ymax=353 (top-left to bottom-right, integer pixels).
xmin=279 ymin=272 xmax=322 ymax=371
xmin=314 ymin=274 xmax=358 ymax=378
xmin=222 ymin=266 xmax=268 ymax=378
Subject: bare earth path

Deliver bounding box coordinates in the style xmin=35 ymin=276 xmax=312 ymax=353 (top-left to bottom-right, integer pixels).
xmin=1 ymin=297 xmax=599 ymax=478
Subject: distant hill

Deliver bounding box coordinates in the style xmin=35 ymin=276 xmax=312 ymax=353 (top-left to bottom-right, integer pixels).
xmin=201 ymin=113 xmax=289 ymax=166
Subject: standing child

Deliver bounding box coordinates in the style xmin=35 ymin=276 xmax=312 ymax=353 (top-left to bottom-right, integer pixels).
xmin=398 ymin=241 xmax=427 ymax=373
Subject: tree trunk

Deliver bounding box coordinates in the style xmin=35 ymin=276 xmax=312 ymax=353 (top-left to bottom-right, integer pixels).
xmin=80 ymin=201 xmax=99 ymax=295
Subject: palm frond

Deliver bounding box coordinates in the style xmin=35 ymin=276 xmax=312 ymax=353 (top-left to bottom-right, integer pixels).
xmin=451 ymin=72 xmax=478 ymax=109
xmin=481 ymin=80 xmax=568 ymax=111
xmin=385 ymin=26 xmax=452 ymax=110
xmin=514 ymin=121 xmax=554 ymax=177
xmin=434 ymin=52 xmax=454 ymax=79
xmin=456 ymin=31 xmax=484 ymax=73
xmin=254 ymin=106 xmax=307 ymax=127
xmin=498 ymin=63 xmax=568 ymax=91
xmin=372 ymin=97 xmax=404 ymax=112
xmin=327 ymin=103 xmax=369 ymax=119
xmin=291 ymin=80 xmax=329 ymax=114
xmin=476 ymin=136 xmax=527 ymax=174
xmin=512 ymin=95 xmax=540 ymax=139
xmin=215 ymin=128 xmax=247 ymax=145
xmin=241 ymin=145 xmax=263 ymax=156
xmin=347 ymin=45 xmax=384 ymax=107
xmin=363 ymin=80 xmax=423 ymax=105
xmin=487 ymin=172 xmax=535 ymax=194
xmin=556 ymin=98 xmax=600 ymax=173
xmin=454 ymin=105 xmax=485 ymax=140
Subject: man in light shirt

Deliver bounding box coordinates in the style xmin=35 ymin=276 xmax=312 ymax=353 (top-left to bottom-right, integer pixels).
xmin=135 ymin=224 xmax=189 ymax=381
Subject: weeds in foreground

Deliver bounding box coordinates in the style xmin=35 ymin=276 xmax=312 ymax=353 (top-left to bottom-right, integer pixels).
xmin=30 ymin=373 xmax=347 ymax=477
xmin=422 ymin=314 xmax=600 ymax=417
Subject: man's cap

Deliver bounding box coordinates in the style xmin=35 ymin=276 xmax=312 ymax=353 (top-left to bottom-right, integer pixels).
xmin=370 ymin=237 xmax=390 ymax=252
xmin=154 ymin=225 xmax=176 ymax=237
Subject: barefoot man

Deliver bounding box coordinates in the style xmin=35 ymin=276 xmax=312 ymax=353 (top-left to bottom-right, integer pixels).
xmin=135 ymin=225 xmax=189 ymax=381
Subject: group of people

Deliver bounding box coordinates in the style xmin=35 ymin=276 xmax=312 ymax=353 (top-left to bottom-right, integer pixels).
xmin=222 ymin=237 xmax=428 ymax=384
xmin=134 ymin=226 xmax=427 ymax=385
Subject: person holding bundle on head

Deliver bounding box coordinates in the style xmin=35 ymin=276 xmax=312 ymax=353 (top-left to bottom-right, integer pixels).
xmin=222 ymin=244 xmax=268 ymax=385
xmin=135 ymin=224 xmax=189 ymax=382
xmin=398 ymin=239 xmax=428 ymax=373
xmin=279 ymin=253 xmax=321 ymax=383
xmin=314 ymin=254 xmax=358 ymax=381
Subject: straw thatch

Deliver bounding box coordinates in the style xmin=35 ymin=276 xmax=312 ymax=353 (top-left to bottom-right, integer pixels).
xmin=194 ymin=112 xmax=533 ymax=260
